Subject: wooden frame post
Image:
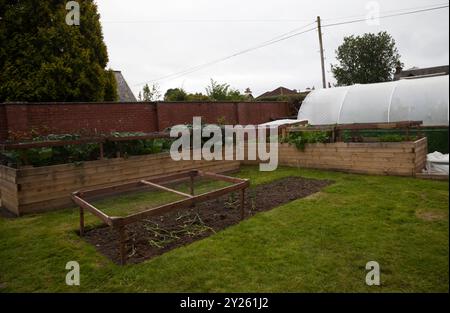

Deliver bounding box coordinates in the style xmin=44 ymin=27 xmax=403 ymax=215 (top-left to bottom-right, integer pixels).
xmin=79 ymin=206 xmax=85 ymax=236
xmin=240 ymin=189 xmax=246 ymax=220
xmin=190 ymin=173 xmax=195 ymax=196
xmin=118 ymin=227 xmax=126 ymax=266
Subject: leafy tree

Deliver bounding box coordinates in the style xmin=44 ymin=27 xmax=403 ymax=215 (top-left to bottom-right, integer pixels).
xmin=331 ymin=32 xmax=403 ymax=86
xmin=164 ymin=88 xmax=188 ymax=101
xmin=0 ymin=0 xmax=118 ymax=102
xmin=186 ymin=93 xmax=210 ymax=101
xmin=141 ymin=83 xmax=161 ymax=101
xmin=205 ymin=79 xmax=246 ymax=101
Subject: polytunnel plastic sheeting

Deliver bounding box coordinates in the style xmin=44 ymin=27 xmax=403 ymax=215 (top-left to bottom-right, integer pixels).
xmin=390 ymin=76 xmax=449 ymax=125
xmin=338 ymin=81 xmax=393 ymax=124
xmin=298 ymin=75 xmax=450 ymax=127
xmin=296 ymin=86 xmax=350 ymax=125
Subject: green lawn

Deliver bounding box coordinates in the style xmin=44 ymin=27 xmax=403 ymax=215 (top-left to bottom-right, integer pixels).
xmin=0 ymin=166 xmax=448 ymax=292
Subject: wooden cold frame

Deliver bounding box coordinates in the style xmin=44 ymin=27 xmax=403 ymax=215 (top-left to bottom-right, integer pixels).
xmin=72 ymin=170 xmax=249 ymax=265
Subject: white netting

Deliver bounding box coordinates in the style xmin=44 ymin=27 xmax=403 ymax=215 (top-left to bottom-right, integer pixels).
xmin=298 ymin=75 xmax=449 ymax=127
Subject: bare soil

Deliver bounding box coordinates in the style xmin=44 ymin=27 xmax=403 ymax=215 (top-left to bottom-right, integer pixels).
xmin=83 ymin=177 xmax=333 ymax=264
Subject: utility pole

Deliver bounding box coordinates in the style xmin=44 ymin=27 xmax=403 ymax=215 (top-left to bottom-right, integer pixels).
xmin=317 ymin=16 xmax=327 ymax=89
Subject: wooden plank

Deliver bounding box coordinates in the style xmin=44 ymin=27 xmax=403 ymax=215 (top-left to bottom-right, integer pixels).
xmin=15 ymin=152 xmax=174 ymax=177
xmin=118 ymin=180 xmax=249 ymax=227
xmin=0 ymin=165 xmax=18 ymax=183
xmin=71 ymin=194 xmax=113 ymax=226
xmin=1 ymin=138 xmax=105 ymax=150
xmin=0 ymin=132 xmax=171 ymax=150
xmin=17 ymin=162 xmax=239 ymax=199
xmin=140 ymin=180 xmax=193 ymax=198
xmin=197 ymin=171 xmax=248 ymax=184
xmin=106 ymin=132 xmax=170 ymax=142
xmin=16 ymin=158 xmax=239 ymax=186
xmin=17 ymin=161 xmax=239 ymax=193
xmin=14 ymin=162 xmax=240 ymax=212
xmin=15 ymin=154 xmax=238 ymax=183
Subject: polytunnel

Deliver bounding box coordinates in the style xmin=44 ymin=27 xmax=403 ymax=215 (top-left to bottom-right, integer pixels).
xmin=298 ymin=75 xmax=449 ymax=127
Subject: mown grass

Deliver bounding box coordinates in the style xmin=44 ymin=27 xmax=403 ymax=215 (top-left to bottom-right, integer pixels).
xmin=0 ymin=166 xmax=448 ymax=292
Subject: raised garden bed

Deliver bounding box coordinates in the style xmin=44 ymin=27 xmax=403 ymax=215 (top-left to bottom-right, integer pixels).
xmin=244 ymin=138 xmax=428 ymax=177
xmin=83 ymin=176 xmax=333 ymax=265
xmin=73 ymin=170 xmax=250 ymax=264
xmin=0 ymin=152 xmax=240 ymax=216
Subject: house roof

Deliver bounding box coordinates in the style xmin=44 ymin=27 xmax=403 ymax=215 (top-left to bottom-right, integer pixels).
xmin=113 ymin=71 xmax=137 ymax=102
xmin=257 ymin=87 xmax=299 ymax=99
xmin=394 ymin=65 xmax=449 ymax=80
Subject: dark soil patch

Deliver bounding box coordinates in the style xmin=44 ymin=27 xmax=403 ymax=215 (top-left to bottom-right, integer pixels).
xmin=84 ymin=177 xmax=333 ymax=264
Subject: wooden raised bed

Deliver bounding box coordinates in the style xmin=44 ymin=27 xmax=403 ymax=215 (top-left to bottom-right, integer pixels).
xmin=72 ymin=170 xmax=250 ymax=265
xmin=243 ymin=138 xmax=428 ymax=177
xmin=0 ymin=152 xmax=240 ymax=216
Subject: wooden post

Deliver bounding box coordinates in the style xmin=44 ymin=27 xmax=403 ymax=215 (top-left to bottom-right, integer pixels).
xmin=99 ymin=142 xmax=104 ymax=160
xmin=190 ymin=173 xmax=198 ymax=213
xmin=118 ymin=227 xmax=127 ymax=265
xmin=190 ymin=174 xmax=195 ymax=196
xmin=79 ymin=206 xmax=85 ymax=236
xmin=240 ymin=189 xmax=246 ymax=220
xmin=317 ymin=16 xmax=327 ymax=89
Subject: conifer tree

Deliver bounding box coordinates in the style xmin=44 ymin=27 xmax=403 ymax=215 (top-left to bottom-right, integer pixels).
xmin=0 ymin=0 xmax=118 ymax=102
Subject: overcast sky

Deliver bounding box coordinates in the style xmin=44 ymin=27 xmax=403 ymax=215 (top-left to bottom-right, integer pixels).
xmin=95 ymin=0 xmax=449 ymax=98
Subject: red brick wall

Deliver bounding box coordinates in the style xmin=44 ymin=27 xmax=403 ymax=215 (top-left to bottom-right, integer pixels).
xmin=157 ymin=102 xmax=239 ymax=130
xmin=0 ymin=101 xmax=289 ymax=141
xmin=0 ymin=105 xmax=7 ymax=140
xmin=237 ymin=102 xmax=290 ymax=125
xmin=1 ymin=102 xmax=158 ymax=140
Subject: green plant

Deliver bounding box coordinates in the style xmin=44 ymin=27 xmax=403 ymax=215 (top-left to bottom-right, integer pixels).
xmin=283 ymin=131 xmax=331 ymax=151
xmin=205 ymin=79 xmax=246 ymax=101
xmin=140 ymin=84 xmax=161 ymax=101
xmin=379 ymin=134 xmax=417 ymax=142
xmin=0 ymin=132 xmax=174 ymax=168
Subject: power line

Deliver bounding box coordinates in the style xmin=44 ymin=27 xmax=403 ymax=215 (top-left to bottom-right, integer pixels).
xmin=133 ymin=3 xmax=449 ymax=87
xmin=322 ymin=2 xmax=449 ymax=23
xmin=103 ymin=2 xmax=449 ymax=24
xmin=102 ymin=18 xmax=312 ymax=24
xmin=322 ymin=4 xmax=449 ymax=28
xmin=132 ymin=21 xmax=317 ymax=86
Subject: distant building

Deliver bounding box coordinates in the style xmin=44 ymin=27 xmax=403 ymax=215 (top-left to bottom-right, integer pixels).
xmin=394 ymin=65 xmax=449 ymax=80
xmin=113 ymin=71 xmax=137 ymax=102
xmin=256 ymin=87 xmax=299 ymax=99
xmin=244 ymin=87 xmax=254 ymax=100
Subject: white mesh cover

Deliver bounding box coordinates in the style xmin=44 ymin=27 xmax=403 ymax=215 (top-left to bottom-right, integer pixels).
xmin=298 ymin=75 xmax=449 ymax=126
